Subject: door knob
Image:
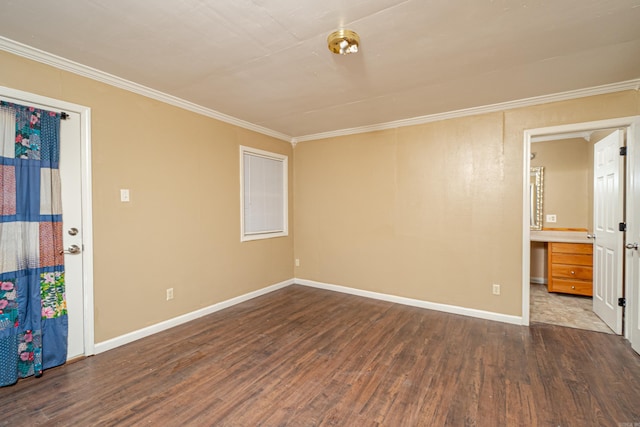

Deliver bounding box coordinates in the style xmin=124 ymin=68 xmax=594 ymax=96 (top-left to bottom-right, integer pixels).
xmin=60 ymin=244 xmax=81 ymax=255
xmin=626 ymin=242 xmax=639 ymax=250
xmin=68 ymin=227 xmax=79 ymax=236
xmin=586 ymin=234 xmax=595 ymax=240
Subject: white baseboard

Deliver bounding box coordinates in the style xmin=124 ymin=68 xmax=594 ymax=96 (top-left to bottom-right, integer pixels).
xmin=94 ymin=278 xmax=295 ymax=354
xmin=530 ymin=277 xmax=547 ymax=285
xmin=295 ymin=278 xmax=523 ymax=325
xmin=94 ymin=276 xmax=525 ymax=354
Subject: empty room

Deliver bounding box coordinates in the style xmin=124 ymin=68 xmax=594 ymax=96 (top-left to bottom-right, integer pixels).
xmin=1 ymin=1 xmax=640 ymax=425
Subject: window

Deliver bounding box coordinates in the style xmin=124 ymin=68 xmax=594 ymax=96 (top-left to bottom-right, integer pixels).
xmin=240 ymin=146 xmax=288 ymax=241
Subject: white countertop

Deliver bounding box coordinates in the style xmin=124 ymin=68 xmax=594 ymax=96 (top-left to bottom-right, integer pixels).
xmin=530 ymin=230 xmax=593 ymax=244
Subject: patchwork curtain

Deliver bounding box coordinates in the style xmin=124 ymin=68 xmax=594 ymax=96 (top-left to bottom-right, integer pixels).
xmin=0 ymin=101 xmax=67 ymax=387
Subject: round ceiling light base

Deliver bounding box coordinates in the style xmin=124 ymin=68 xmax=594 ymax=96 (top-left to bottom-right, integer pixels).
xmin=327 ymin=29 xmax=360 ymax=55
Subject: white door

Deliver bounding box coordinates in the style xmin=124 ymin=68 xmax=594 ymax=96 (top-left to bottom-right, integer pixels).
xmin=59 ymin=112 xmax=85 ymax=359
xmin=626 ymin=122 xmax=640 ymax=354
xmin=0 ymin=94 xmax=85 ymax=359
xmin=593 ymin=130 xmax=624 ymax=334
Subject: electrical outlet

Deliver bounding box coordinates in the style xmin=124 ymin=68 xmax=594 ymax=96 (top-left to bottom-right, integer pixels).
xmin=546 ymin=214 xmax=557 ymax=223
xmin=166 ymin=288 xmax=174 ymax=301
xmin=492 ymin=284 xmax=501 ymax=295
xmin=120 ymin=189 xmax=130 ymax=202
xmin=295 ymin=258 xmax=300 ymax=267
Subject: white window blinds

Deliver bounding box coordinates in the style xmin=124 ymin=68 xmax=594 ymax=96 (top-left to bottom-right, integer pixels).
xmin=240 ymin=146 xmax=288 ymax=241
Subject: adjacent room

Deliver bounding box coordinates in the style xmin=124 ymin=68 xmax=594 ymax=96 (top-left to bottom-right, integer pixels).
xmin=529 ymin=132 xmax=615 ymax=334
xmin=1 ymin=1 xmax=640 ymax=425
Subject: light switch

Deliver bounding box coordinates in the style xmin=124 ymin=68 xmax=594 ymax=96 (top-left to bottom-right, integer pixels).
xmin=546 ymin=214 xmax=556 ymax=223
xmin=120 ymin=189 xmax=130 ymax=202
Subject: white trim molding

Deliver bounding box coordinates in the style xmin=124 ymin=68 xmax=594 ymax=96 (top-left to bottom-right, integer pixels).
xmin=95 ymin=276 xmax=527 ymax=355
xmin=1 ymin=36 xmax=639 ymax=146
xmin=531 ymin=131 xmax=592 ymax=143
xmin=94 ymin=279 xmax=295 ymax=354
xmin=0 ymin=36 xmax=292 ymax=143
xmin=293 ymin=79 xmax=640 ymax=143
xmin=296 ymin=278 xmax=523 ymax=326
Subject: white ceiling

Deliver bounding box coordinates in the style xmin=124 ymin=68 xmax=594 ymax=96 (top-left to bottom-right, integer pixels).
xmin=1 ymin=0 xmax=639 ymax=140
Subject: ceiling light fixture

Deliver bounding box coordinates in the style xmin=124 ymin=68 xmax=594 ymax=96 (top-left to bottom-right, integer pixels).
xmin=327 ymin=29 xmax=360 ymax=55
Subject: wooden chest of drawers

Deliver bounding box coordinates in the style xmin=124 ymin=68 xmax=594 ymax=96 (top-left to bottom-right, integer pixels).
xmin=547 ymin=242 xmax=593 ymax=296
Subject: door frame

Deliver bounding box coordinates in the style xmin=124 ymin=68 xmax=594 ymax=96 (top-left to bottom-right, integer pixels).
xmin=0 ymin=85 xmax=95 ymax=355
xmin=521 ymin=116 xmax=640 ymax=339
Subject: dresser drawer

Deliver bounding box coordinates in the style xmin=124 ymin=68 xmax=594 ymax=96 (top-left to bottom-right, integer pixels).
xmin=550 ymin=242 xmax=593 ymax=255
xmin=549 ymin=279 xmax=592 ymax=296
xmin=551 ymin=253 xmax=592 ymax=266
xmin=551 ymin=264 xmax=592 ymax=280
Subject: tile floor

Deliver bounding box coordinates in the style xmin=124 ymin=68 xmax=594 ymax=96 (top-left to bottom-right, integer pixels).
xmin=529 ymin=283 xmax=613 ymax=334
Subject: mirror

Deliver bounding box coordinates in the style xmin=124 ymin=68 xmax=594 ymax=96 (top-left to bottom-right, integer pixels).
xmin=530 ymin=166 xmax=544 ymax=230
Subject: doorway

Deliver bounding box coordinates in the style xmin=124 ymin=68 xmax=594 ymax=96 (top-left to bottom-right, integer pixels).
xmin=529 ymin=130 xmax=614 ymax=333
xmin=0 ymin=86 xmax=95 ymax=358
xmin=521 ymin=116 xmax=640 ymax=353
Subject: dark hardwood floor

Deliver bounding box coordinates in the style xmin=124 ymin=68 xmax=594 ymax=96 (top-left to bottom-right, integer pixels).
xmin=2 ymin=285 xmax=640 ymax=426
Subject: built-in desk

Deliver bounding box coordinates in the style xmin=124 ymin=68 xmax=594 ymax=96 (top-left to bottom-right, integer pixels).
xmin=530 ymin=231 xmax=593 ymax=296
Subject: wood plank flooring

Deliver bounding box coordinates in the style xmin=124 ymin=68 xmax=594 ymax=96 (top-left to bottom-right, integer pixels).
xmin=1 ymin=285 xmax=640 ymax=426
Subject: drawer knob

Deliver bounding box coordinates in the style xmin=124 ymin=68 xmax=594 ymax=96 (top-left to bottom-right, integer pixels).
xmin=571 ymin=271 xmax=575 ymax=275
xmin=571 ymin=285 xmax=576 ymax=289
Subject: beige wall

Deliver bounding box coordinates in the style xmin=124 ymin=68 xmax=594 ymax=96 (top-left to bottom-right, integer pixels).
xmin=294 ymin=91 xmax=640 ymax=316
xmin=530 ymin=242 xmax=547 ymax=282
xmin=0 ymin=50 xmax=294 ymax=342
xmin=531 ymin=138 xmax=590 ymax=229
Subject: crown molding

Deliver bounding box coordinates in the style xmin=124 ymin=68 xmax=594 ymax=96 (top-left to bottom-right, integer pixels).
xmin=0 ymin=36 xmax=293 ymax=143
xmin=531 ymin=131 xmax=593 ymax=143
xmin=2 ymin=36 xmax=638 ymax=146
xmin=292 ymin=78 xmax=640 ymax=143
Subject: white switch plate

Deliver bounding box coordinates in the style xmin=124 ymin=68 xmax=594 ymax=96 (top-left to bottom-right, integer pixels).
xmin=546 ymin=214 xmax=557 ymax=223
xmin=120 ymin=189 xmax=130 ymax=202
xmin=166 ymin=288 xmax=174 ymax=300
xmin=492 ymin=284 xmax=501 ymax=295
xmin=295 ymin=258 xmax=300 ymax=267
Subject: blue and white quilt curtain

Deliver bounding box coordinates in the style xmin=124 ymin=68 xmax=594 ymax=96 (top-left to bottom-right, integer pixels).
xmin=0 ymin=101 xmax=67 ymax=387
